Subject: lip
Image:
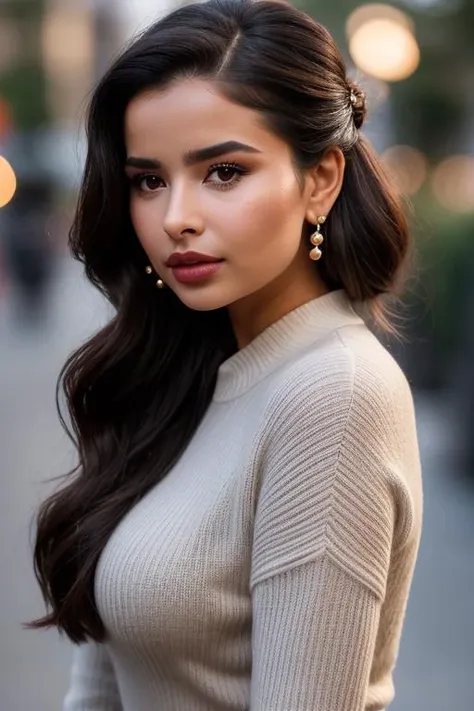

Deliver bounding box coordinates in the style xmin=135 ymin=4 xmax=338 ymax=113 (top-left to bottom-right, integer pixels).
xmin=165 ymin=251 xmax=222 ymax=267
xmin=171 ymin=261 xmax=224 ymax=284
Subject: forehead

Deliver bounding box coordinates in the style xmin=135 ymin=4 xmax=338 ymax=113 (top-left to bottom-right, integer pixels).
xmin=124 ymin=78 xmax=286 ymax=158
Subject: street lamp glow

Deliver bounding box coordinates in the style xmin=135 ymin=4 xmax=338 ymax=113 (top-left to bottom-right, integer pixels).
xmin=346 ymin=3 xmax=414 ymax=39
xmin=349 ymin=17 xmax=420 ymax=82
xmin=0 ymin=156 xmax=16 ymax=207
xmin=41 ymin=7 xmax=93 ymax=75
xmin=432 ymin=155 xmax=474 ymax=213
xmin=381 ymin=145 xmax=427 ymax=195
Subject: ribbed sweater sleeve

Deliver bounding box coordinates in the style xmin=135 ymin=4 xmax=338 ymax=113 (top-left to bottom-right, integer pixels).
xmin=63 ymin=642 xmax=122 ymax=711
xmin=249 ymin=340 xmax=416 ymax=710
xmin=251 ymin=559 xmax=381 ymax=710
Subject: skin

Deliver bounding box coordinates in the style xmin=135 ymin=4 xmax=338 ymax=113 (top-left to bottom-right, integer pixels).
xmin=124 ymin=78 xmax=345 ymax=348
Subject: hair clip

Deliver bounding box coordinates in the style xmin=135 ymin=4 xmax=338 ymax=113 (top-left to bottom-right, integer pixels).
xmin=350 ymin=91 xmax=357 ymax=106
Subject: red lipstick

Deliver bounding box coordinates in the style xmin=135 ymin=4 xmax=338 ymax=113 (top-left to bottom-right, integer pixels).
xmin=165 ymin=251 xmax=224 ymax=284
xmin=165 ymin=251 xmax=222 ymax=267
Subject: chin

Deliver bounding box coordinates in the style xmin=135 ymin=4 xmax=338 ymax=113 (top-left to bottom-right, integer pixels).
xmin=172 ymin=286 xmax=236 ymax=312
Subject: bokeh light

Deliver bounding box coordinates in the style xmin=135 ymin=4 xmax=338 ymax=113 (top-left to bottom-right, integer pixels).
xmin=347 ymin=4 xmax=420 ymax=81
xmin=347 ymin=3 xmax=415 ymax=38
xmin=381 ymin=145 xmax=428 ymax=195
xmin=0 ymin=155 xmax=17 ymax=207
xmin=41 ymin=7 xmax=94 ymax=123
xmin=431 ymin=155 xmax=474 ymax=213
xmin=41 ymin=9 xmax=93 ymax=74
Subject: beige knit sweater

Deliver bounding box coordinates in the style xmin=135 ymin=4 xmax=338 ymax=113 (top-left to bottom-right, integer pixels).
xmin=63 ymin=289 xmax=423 ymax=711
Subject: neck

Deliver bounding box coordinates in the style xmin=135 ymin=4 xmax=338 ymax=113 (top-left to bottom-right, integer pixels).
xmin=213 ymin=289 xmax=363 ymax=403
xmin=227 ymin=261 xmax=329 ymax=350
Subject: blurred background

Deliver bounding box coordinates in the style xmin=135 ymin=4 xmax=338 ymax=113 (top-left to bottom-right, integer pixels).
xmin=0 ymin=0 xmax=473 ymax=709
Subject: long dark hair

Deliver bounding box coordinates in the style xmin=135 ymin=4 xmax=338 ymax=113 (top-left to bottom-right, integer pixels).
xmin=29 ymin=0 xmax=410 ymax=643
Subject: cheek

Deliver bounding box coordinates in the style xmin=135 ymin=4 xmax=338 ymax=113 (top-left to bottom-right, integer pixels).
xmin=231 ymin=176 xmax=304 ymax=257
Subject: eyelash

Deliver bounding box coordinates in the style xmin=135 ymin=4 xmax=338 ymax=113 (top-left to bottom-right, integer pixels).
xmin=129 ymin=162 xmax=247 ymax=194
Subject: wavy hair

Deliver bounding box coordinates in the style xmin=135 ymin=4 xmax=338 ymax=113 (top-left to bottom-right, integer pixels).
xmin=29 ymin=0 xmax=410 ymax=642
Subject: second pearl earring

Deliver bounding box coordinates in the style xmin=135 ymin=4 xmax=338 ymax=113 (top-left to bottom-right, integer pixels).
xmin=145 ymin=264 xmax=165 ymax=289
xmin=309 ymin=215 xmax=326 ymax=261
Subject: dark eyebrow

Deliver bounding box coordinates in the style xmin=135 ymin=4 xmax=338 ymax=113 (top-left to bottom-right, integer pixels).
xmin=125 ymin=141 xmax=261 ymax=170
xmin=183 ymin=141 xmax=261 ymax=166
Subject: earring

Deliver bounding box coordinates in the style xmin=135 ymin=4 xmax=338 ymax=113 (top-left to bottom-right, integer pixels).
xmin=145 ymin=265 xmax=165 ymax=289
xmin=309 ymin=215 xmax=326 ymax=261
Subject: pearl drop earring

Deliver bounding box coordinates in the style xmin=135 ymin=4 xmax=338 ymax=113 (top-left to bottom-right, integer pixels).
xmin=145 ymin=265 xmax=165 ymax=289
xmin=309 ymin=215 xmax=326 ymax=261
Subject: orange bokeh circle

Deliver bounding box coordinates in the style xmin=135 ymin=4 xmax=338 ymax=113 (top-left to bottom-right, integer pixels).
xmin=0 ymin=156 xmax=17 ymax=207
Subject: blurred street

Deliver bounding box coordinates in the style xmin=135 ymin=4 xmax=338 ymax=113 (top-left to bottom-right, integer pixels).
xmin=0 ymin=256 xmax=473 ymax=711
xmin=0 ymin=0 xmax=473 ymax=708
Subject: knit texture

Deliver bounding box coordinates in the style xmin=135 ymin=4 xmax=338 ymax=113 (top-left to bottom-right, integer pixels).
xmin=63 ymin=289 xmax=422 ymax=711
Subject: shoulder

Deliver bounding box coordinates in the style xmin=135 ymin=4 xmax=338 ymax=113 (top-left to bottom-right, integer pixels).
xmin=262 ymin=322 xmax=421 ymax=503
xmin=265 ymin=321 xmax=416 ymax=446
xmin=254 ymin=321 xmax=422 ymax=591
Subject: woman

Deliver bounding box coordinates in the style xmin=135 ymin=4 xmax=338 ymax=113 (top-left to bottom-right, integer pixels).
xmin=30 ymin=1 xmax=423 ymax=709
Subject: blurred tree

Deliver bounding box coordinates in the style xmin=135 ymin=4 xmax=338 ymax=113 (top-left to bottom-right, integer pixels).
xmin=0 ymin=0 xmax=49 ymax=130
xmin=390 ymin=1 xmax=474 ymax=160
xmin=299 ymin=0 xmax=474 ymax=159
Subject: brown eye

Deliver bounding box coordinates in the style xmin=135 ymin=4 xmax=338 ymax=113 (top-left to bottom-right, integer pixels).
xmin=207 ymin=162 xmax=246 ymax=190
xmin=141 ymin=175 xmax=162 ymax=191
xmin=130 ymin=173 xmax=163 ymax=192
xmin=214 ymin=166 xmax=236 ymax=182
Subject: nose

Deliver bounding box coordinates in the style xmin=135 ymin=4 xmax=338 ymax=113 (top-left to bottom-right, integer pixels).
xmin=162 ymin=184 xmax=204 ymax=241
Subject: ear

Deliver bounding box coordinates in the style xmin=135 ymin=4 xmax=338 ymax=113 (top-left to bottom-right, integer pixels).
xmin=304 ymin=147 xmax=345 ymax=223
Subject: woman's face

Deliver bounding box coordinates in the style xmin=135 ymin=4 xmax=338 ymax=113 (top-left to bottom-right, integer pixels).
xmin=124 ymin=78 xmax=324 ymax=312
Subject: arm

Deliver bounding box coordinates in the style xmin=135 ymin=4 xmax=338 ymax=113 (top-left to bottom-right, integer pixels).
xmin=63 ymin=642 xmax=123 ymax=711
xmin=249 ymin=349 xmax=419 ymax=710
xmin=251 ymin=558 xmax=381 ymax=711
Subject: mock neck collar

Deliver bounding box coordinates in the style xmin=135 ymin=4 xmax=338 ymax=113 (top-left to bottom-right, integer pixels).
xmin=213 ymin=289 xmax=364 ymax=402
